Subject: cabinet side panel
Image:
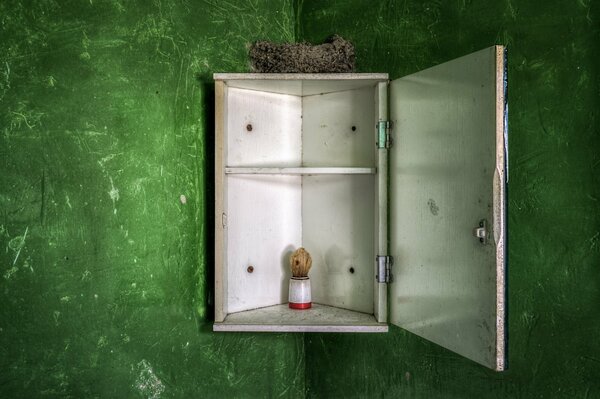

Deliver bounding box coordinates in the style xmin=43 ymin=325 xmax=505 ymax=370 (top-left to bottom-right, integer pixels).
xmin=374 ymin=81 xmax=388 ymax=323
xmin=215 ymin=81 xmax=227 ymax=322
xmin=303 ymin=175 xmax=375 ymax=314
xmin=494 ymin=45 xmax=507 ymax=371
xmin=226 ymin=175 xmax=302 ymax=313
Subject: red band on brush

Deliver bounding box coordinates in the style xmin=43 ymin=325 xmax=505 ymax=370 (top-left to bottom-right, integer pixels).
xmin=289 ymin=302 xmax=312 ymax=309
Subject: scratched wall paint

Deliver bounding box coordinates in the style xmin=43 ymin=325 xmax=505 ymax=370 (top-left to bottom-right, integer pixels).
xmin=2 ymin=1 xmax=599 ymax=398
xmin=299 ymin=0 xmax=600 ymax=398
xmin=0 ymin=1 xmax=304 ymax=398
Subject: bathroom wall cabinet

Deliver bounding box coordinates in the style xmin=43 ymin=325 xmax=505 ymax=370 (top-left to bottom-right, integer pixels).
xmin=213 ymin=46 xmax=507 ymax=370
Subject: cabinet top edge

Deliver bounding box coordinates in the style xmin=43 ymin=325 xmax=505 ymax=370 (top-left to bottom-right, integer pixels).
xmin=214 ymin=73 xmax=389 ymax=81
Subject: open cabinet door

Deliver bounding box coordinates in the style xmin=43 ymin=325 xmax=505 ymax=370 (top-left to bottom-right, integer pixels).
xmin=389 ymin=46 xmax=507 ymax=370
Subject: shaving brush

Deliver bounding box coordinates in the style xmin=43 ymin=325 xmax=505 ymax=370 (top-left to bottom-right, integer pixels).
xmin=290 ymin=247 xmax=312 ymax=277
xmin=288 ymin=247 xmax=312 ymax=309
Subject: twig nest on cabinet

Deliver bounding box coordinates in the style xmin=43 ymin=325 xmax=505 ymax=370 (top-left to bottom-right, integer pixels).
xmin=249 ymin=35 xmax=355 ymax=73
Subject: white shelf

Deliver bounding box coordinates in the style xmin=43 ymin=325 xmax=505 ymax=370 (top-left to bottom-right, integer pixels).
xmin=213 ymin=303 xmax=388 ymax=333
xmin=225 ymin=167 xmax=376 ymax=175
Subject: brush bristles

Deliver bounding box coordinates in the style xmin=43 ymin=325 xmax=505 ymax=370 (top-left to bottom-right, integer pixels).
xmin=290 ymin=247 xmax=312 ymax=277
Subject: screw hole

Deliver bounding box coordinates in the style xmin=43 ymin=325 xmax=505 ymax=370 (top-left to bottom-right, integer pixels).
xmin=247 ymin=265 xmax=254 ymax=273
xmin=246 ymin=124 xmax=253 ymax=132
xmin=349 ymin=267 xmax=355 ymax=274
xmin=351 ymin=126 xmax=356 ymax=131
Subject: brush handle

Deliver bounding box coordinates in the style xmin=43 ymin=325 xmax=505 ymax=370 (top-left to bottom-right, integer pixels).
xmin=289 ymin=277 xmax=311 ymax=309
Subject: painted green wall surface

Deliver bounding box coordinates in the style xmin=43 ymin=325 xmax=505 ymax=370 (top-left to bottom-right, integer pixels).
xmin=298 ymin=0 xmax=600 ymax=398
xmin=1 ymin=0 xmax=599 ymax=398
xmin=0 ymin=1 xmax=304 ymax=398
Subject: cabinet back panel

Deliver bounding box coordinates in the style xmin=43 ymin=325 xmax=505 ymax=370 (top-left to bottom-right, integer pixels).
xmin=226 ymin=88 xmax=302 ymax=167
xmin=302 ymin=86 xmax=377 ymax=167
xmin=302 ymin=175 xmax=375 ymax=314
xmin=226 ymin=175 xmax=302 ymax=313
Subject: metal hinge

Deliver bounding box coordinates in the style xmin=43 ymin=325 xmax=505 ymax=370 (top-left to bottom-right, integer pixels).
xmin=376 ymin=255 xmax=393 ymax=283
xmin=376 ymin=120 xmax=392 ymax=149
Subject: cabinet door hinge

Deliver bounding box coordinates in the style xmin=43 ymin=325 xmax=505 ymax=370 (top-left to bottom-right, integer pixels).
xmin=376 ymin=120 xmax=393 ymax=149
xmin=376 ymin=255 xmax=393 ymax=283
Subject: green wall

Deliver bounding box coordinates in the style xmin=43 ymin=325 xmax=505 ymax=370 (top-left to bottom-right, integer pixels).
xmin=1 ymin=0 xmax=599 ymax=398
xmin=298 ymin=0 xmax=600 ymax=398
xmin=0 ymin=1 xmax=303 ymax=398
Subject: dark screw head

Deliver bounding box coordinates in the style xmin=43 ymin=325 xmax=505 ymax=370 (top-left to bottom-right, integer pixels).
xmin=349 ymin=267 xmax=355 ymax=274
xmin=246 ymin=124 xmax=253 ymax=132
xmin=247 ymin=265 xmax=254 ymax=273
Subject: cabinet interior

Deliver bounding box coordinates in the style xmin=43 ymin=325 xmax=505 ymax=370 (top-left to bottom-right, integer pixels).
xmin=215 ymin=76 xmax=389 ymax=331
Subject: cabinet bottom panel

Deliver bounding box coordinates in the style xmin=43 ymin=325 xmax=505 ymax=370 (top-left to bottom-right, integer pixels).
xmin=214 ymin=303 xmax=388 ymax=333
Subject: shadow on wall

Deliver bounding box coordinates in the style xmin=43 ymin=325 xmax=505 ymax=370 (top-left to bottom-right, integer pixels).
xmin=196 ymin=76 xmax=216 ymax=332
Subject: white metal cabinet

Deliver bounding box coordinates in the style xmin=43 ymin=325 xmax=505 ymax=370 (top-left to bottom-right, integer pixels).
xmin=213 ymin=46 xmax=507 ymax=370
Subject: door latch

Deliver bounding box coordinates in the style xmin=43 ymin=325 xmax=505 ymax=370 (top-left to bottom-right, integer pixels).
xmin=473 ymin=219 xmax=488 ymax=244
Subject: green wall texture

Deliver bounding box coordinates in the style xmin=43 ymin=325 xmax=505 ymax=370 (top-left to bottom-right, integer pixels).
xmin=0 ymin=1 xmax=304 ymax=398
xmin=298 ymin=0 xmax=600 ymax=398
xmin=1 ymin=0 xmax=599 ymax=398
